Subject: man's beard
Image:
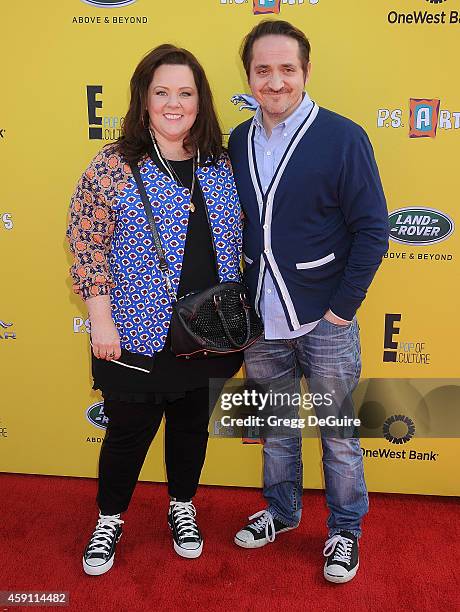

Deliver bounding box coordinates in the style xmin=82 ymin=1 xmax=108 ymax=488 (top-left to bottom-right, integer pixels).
xmin=261 ymin=96 xmax=293 ymax=118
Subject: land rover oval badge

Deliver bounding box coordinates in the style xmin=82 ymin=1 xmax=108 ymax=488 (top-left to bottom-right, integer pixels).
xmin=388 ymin=207 xmax=454 ymax=246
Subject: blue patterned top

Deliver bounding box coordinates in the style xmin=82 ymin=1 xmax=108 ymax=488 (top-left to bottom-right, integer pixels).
xmin=68 ymin=147 xmax=243 ymax=357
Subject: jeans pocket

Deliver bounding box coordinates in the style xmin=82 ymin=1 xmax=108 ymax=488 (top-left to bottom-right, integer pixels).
xmin=321 ymin=317 xmax=352 ymax=330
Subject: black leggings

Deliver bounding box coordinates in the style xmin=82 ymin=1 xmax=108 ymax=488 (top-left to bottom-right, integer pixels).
xmin=97 ymin=387 xmax=211 ymax=515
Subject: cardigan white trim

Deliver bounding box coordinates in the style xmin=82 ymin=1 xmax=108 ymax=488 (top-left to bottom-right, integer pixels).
xmin=296 ymin=252 xmax=335 ymax=270
xmin=248 ymin=103 xmax=320 ymax=330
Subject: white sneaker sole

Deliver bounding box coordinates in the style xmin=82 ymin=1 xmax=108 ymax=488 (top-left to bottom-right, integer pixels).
xmin=168 ymin=519 xmax=203 ymax=559
xmin=82 ymin=534 xmax=122 ymax=576
xmin=234 ymin=526 xmax=295 ymax=549
xmin=323 ymin=560 xmax=359 ymax=584
xmin=173 ymin=540 xmax=203 ymax=559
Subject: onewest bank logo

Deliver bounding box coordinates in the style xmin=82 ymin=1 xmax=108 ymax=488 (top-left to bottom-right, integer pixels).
xmin=377 ymin=98 xmax=459 ymax=138
xmin=388 ymin=1 xmax=460 ymax=26
xmin=220 ymin=0 xmax=320 ymax=14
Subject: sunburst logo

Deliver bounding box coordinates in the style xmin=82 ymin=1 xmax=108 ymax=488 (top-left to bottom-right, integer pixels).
xmin=383 ymin=415 xmax=416 ymax=444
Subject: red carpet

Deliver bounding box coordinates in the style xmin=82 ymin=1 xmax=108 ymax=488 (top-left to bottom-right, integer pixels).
xmin=1 ymin=473 xmax=458 ymax=612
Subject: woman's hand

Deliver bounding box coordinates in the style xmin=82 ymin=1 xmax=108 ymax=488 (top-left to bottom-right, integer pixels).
xmin=90 ymin=318 xmax=121 ymax=360
xmin=86 ymin=295 xmax=121 ymax=360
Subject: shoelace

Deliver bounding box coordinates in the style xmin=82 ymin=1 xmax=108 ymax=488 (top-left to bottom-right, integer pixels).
xmin=87 ymin=514 xmax=124 ymax=557
xmin=247 ymin=510 xmax=276 ymax=543
xmin=323 ymin=534 xmax=354 ymax=565
xmin=170 ymin=502 xmax=199 ymax=541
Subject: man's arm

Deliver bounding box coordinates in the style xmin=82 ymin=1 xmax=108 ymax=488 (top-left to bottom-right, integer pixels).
xmin=328 ymin=128 xmax=389 ymax=322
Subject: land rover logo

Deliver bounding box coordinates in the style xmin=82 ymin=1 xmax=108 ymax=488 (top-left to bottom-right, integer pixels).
xmin=389 ymin=207 xmax=454 ymax=245
xmin=81 ymin=1 xmax=137 ymax=7
xmin=86 ymin=402 xmax=108 ymax=430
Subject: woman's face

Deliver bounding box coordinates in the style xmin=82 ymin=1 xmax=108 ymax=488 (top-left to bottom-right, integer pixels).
xmin=147 ymin=64 xmax=199 ymax=145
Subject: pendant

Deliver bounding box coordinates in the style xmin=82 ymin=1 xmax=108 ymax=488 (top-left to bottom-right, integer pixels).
xmin=189 ymin=202 xmax=196 ymax=213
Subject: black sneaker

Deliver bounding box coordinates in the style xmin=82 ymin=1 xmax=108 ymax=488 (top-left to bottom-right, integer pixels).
xmin=234 ymin=510 xmax=296 ymax=549
xmin=82 ymin=513 xmax=124 ymax=576
xmin=323 ymin=530 xmax=359 ymax=583
xmin=168 ymin=500 xmax=203 ymax=559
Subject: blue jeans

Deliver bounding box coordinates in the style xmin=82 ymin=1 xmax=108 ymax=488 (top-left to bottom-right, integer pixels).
xmin=244 ymin=317 xmax=368 ymax=537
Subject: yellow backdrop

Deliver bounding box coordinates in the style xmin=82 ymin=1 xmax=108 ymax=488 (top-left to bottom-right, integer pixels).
xmin=1 ymin=0 xmax=459 ymax=496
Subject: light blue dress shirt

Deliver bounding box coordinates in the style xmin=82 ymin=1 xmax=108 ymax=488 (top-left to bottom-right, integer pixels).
xmin=253 ymin=92 xmax=321 ymax=340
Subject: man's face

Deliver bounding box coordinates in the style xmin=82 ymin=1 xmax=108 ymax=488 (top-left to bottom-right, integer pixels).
xmin=248 ymin=35 xmax=310 ymax=125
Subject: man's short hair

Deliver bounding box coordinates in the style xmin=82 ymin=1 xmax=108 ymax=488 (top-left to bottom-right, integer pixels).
xmin=241 ymin=19 xmax=311 ymax=79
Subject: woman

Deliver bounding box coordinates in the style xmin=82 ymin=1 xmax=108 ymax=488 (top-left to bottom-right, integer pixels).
xmin=67 ymin=44 xmax=243 ymax=574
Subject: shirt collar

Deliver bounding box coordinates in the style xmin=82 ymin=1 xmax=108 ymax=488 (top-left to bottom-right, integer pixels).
xmin=253 ymin=91 xmax=313 ymax=137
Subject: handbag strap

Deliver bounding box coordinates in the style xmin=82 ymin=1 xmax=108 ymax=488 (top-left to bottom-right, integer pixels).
xmin=214 ymin=293 xmax=251 ymax=349
xmin=129 ymin=161 xmax=176 ymax=302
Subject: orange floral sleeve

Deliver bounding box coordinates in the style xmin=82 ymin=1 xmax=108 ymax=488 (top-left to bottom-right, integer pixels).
xmin=66 ymin=147 xmax=125 ymax=300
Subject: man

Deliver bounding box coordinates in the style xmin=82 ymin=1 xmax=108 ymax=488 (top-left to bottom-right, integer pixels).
xmin=228 ymin=20 xmax=389 ymax=583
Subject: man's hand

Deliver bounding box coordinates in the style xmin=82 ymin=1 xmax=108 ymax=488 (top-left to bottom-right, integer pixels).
xmin=323 ymin=309 xmax=352 ymax=327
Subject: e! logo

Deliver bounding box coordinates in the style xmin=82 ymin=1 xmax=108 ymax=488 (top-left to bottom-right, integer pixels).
xmin=87 ymin=85 xmax=103 ymax=140
xmin=383 ymin=314 xmax=401 ymax=362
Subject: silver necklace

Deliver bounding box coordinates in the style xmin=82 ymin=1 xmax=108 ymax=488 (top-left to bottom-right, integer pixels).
xmin=149 ymin=129 xmax=199 ymax=213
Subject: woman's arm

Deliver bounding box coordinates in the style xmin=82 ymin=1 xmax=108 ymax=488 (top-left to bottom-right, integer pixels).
xmin=86 ymin=295 xmax=121 ymax=360
xmin=67 ymin=152 xmax=121 ymax=360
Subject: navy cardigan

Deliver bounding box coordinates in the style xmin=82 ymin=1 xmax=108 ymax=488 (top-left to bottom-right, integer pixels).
xmin=228 ymin=105 xmax=390 ymax=327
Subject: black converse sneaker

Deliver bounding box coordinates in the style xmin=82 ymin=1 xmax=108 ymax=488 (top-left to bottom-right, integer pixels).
xmin=82 ymin=513 xmax=124 ymax=576
xmin=323 ymin=530 xmax=359 ymax=583
xmin=234 ymin=510 xmax=296 ymax=549
xmin=168 ymin=500 xmax=203 ymax=559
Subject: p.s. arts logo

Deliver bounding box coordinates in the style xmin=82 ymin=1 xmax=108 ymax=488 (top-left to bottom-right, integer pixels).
xmin=0 ymin=320 xmax=16 ymax=341
xmin=86 ymin=85 xmax=124 ymax=141
xmin=86 ymin=402 xmax=108 ymax=430
xmin=81 ymin=1 xmax=137 ymax=7
xmin=1 ymin=213 xmax=13 ymax=230
xmin=220 ymin=0 xmax=320 ymax=15
xmin=409 ymin=98 xmax=440 ymax=138
xmin=377 ymin=98 xmax=459 ymax=138
xmin=388 ymin=207 xmax=454 ymax=246
xmin=73 ymin=317 xmax=91 ymax=334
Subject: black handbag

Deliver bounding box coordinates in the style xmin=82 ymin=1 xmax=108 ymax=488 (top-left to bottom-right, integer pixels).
xmin=130 ymin=162 xmax=263 ymax=358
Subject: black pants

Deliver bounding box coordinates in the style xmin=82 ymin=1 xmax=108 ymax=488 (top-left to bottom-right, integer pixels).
xmin=97 ymin=387 xmax=211 ymax=515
